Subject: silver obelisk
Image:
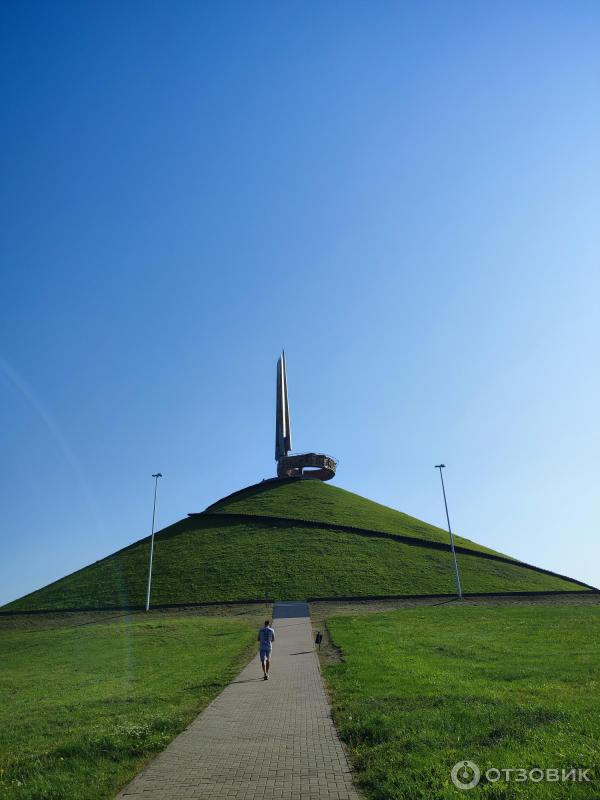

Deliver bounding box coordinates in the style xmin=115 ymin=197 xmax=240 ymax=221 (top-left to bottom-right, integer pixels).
xmin=275 ymin=351 xmax=292 ymax=461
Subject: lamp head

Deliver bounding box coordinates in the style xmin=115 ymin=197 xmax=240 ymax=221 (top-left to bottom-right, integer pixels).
xmin=152 ymin=473 xmax=163 ymax=478
xmin=434 ymin=464 xmax=445 ymax=469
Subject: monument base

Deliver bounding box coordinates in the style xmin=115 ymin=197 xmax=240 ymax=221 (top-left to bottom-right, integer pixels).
xmin=277 ymin=453 xmax=337 ymax=481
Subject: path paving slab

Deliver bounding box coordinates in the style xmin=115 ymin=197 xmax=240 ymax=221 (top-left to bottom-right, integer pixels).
xmin=116 ymin=601 xmax=360 ymax=799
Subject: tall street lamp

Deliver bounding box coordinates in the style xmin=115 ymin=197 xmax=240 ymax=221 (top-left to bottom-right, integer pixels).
xmin=434 ymin=464 xmax=463 ymax=599
xmin=145 ymin=472 xmax=163 ymax=612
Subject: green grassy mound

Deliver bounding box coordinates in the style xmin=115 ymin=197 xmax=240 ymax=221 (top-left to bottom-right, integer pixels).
xmin=325 ymin=602 xmax=600 ymax=799
xmin=3 ymin=510 xmax=587 ymax=613
xmin=0 ymin=612 xmax=256 ymax=800
xmin=207 ymin=479 xmax=509 ymax=557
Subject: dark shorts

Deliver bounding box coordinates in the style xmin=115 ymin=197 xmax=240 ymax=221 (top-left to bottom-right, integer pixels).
xmin=259 ymin=647 xmax=272 ymax=662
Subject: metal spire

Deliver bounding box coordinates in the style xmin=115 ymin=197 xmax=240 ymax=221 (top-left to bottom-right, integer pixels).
xmin=275 ymin=351 xmax=292 ymax=460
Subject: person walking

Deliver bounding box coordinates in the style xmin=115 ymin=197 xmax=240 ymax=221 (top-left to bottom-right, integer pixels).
xmin=258 ymin=619 xmax=275 ymax=680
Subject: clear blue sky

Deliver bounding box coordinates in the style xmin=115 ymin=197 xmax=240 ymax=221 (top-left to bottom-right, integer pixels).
xmin=1 ymin=1 xmax=599 ymax=606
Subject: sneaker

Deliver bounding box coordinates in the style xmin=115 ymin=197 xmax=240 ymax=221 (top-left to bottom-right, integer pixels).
xmin=263 ymin=674 xmax=268 ymax=680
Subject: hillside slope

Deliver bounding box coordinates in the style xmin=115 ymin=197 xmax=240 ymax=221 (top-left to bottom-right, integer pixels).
xmin=207 ymin=479 xmax=508 ymax=557
xmin=2 ymin=478 xmax=591 ymax=612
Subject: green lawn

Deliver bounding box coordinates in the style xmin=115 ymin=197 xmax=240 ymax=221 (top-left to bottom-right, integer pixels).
xmin=325 ymin=603 xmax=600 ymax=799
xmin=0 ymin=613 xmax=256 ymax=800
xmin=208 ymin=479 xmax=509 ymax=557
xmin=2 ymin=519 xmax=586 ymax=613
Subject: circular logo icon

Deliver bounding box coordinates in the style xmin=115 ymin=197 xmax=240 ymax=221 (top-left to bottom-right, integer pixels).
xmin=451 ymin=761 xmax=481 ymax=790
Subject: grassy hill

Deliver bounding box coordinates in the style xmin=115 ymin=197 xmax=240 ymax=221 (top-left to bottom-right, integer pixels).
xmin=207 ymin=479 xmax=507 ymax=556
xmin=2 ymin=479 xmax=592 ymax=613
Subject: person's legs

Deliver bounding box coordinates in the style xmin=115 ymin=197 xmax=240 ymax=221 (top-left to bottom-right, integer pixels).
xmin=260 ymin=649 xmax=268 ymax=677
xmin=265 ymin=654 xmax=270 ymax=673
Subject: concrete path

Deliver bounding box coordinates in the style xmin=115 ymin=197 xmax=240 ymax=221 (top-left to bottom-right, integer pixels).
xmin=116 ymin=601 xmax=360 ymax=799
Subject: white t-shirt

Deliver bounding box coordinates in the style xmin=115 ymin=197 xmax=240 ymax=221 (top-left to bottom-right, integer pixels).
xmin=258 ymin=626 xmax=275 ymax=648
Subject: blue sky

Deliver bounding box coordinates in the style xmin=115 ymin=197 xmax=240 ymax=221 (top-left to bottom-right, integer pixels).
xmin=1 ymin=1 xmax=599 ymax=606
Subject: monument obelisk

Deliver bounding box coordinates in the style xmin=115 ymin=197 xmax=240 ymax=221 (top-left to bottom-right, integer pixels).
xmin=275 ymin=351 xmax=292 ymax=462
xmin=274 ymin=351 xmax=337 ymax=481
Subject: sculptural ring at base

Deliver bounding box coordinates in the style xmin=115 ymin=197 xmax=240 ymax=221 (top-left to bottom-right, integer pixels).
xmin=277 ymin=453 xmax=337 ymax=481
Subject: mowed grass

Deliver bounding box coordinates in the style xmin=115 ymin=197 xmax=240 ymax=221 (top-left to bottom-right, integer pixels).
xmin=209 ymin=480 xmax=508 ymax=557
xmin=325 ymin=603 xmax=600 ymax=799
xmin=0 ymin=613 xmax=256 ymax=800
xmin=2 ymin=519 xmax=586 ymax=613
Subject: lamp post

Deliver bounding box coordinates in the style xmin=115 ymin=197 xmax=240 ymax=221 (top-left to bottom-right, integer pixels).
xmin=434 ymin=464 xmax=462 ymax=599
xmin=145 ymin=472 xmax=162 ymax=612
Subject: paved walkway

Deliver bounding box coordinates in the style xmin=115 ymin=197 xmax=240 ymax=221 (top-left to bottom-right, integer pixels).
xmin=116 ymin=601 xmax=360 ymax=799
